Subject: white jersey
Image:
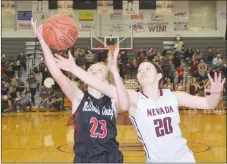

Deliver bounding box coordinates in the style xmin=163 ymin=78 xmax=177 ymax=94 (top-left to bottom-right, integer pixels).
xmin=129 ymin=89 xmax=195 ymax=162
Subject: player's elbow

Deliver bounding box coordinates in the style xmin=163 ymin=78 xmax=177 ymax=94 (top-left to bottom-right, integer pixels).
xmin=119 ymin=103 xmax=130 ymax=112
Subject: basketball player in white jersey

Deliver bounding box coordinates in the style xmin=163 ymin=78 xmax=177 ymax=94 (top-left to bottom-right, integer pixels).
xmin=125 ymin=62 xmax=225 ymax=162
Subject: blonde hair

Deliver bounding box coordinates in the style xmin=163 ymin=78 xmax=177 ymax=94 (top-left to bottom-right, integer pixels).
xmin=88 ymin=62 xmax=115 ymax=85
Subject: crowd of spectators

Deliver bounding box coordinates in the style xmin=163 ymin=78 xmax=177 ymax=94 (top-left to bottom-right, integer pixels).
xmin=2 ymin=41 xmax=226 ymax=115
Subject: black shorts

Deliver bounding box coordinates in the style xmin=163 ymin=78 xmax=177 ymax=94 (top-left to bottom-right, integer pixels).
xmin=73 ymin=152 xmax=123 ymax=163
xmin=127 ymin=0 xmax=133 ymax=3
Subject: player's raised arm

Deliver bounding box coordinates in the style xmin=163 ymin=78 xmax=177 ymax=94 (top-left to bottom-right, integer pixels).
xmin=107 ymin=46 xmax=130 ymax=112
xmin=174 ymin=72 xmax=225 ymax=109
xmin=31 ymin=18 xmax=84 ymax=104
xmin=54 ymin=47 xmax=130 ymax=112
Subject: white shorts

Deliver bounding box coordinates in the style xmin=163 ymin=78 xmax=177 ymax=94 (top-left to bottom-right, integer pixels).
xmin=146 ymin=149 xmax=195 ymax=163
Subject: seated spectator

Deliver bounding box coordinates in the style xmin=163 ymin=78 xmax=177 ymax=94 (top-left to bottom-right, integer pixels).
xmin=164 ymin=78 xmax=174 ymax=91
xmin=1 ymin=62 xmax=7 ymax=75
xmin=137 ymin=48 xmax=146 ymax=57
xmin=207 ymin=67 xmax=214 ymax=78
xmin=175 ymin=79 xmax=185 ymax=91
xmin=187 ymin=78 xmax=203 ymax=114
xmin=76 ymin=50 xmax=86 ymax=66
xmin=7 ymin=84 xmax=17 ymax=112
xmin=81 ymin=64 xmax=87 ymax=71
xmin=190 ymin=58 xmax=198 ymax=77
xmin=1 ymin=80 xmax=9 ymax=95
xmin=156 ymin=52 xmax=164 ymax=62
xmin=167 ymin=60 xmax=176 ymax=83
xmin=16 ymin=52 xmax=26 ymax=72
xmin=160 ymin=79 xmax=165 ymax=89
xmin=118 ymin=50 xmax=128 ymax=66
xmin=27 ymin=73 xmax=37 ymax=106
xmin=137 ymin=52 xmax=145 ymax=65
xmin=203 ymin=79 xmax=212 ymax=114
xmin=73 ymin=48 xmax=81 ymax=59
xmin=172 ymin=52 xmax=181 ymax=68
xmin=221 ymin=59 xmax=227 ymax=77
xmin=193 ymin=48 xmax=203 ymax=61
xmin=131 ymin=57 xmax=138 ymax=78
xmin=22 ymin=91 xmax=32 ymax=111
xmin=38 ymin=86 xmax=49 ymax=112
xmin=49 ymin=92 xmax=63 ymax=110
xmin=206 ymin=47 xmax=215 ymax=64
xmin=198 ymin=59 xmax=208 ymax=81
xmin=97 ymin=50 xmax=107 ymax=62
xmin=85 ymin=50 xmax=95 ymax=68
xmin=177 ymin=65 xmax=184 ymax=82
xmin=216 ymin=48 xmax=222 ymax=55
xmin=147 ymin=48 xmax=155 ymax=62
xmin=212 ymin=54 xmax=222 ymax=69
xmin=185 ymin=46 xmax=194 ymax=62
xmin=124 ymin=59 xmax=132 ymax=79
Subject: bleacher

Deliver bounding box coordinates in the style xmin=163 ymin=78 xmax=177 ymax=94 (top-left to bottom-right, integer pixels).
xmin=2 ymin=37 xmax=226 ymax=110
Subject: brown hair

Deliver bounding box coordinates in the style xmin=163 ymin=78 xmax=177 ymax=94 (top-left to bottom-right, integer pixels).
xmin=152 ymin=62 xmax=164 ymax=89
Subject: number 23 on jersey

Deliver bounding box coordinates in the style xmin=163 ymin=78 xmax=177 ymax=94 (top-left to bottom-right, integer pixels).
xmin=90 ymin=117 xmax=107 ymax=138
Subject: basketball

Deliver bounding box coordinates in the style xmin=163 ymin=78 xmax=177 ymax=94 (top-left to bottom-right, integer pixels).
xmin=42 ymin=14 xmax=78 ymax=51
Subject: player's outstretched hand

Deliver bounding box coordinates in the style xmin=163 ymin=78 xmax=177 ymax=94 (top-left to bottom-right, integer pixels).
xmin=205 ymin=72 xmax=226 ymax=94
xmin=107 ymin=46 xmax=120 ymax=74
xmin=54 ymin=50 xmax=76 ymax=72
xmin=31 ymin=18 xmax=44 ymax=41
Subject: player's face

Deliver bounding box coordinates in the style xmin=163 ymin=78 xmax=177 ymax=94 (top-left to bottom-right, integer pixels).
xmin=137 ymin=62 xmax=161 ymax=86
xmin=87 ymin=63 xmax=108 ymax=81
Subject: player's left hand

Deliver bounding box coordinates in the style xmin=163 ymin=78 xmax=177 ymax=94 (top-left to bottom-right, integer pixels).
xmin=54 ymin=50 xmax=76 ymax=72
xmin=31 ymin=18 xmax=44 ymax=41
xmin=107 ymin=46 xmax=120 ymax=74
xmin=205 ymin=72 xmax=226 ymax=94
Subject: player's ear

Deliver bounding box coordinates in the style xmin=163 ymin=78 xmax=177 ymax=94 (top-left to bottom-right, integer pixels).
xmin=157 ymin=73 xmax=162 ymax=82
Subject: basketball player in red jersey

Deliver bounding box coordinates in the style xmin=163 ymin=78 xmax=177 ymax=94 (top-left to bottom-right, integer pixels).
xmin=31 ymin=19 xmax=129 ymax=163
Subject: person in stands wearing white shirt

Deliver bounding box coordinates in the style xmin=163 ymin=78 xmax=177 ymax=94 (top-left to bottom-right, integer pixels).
xmin=212 ymin=53 xmax=222 ymax=70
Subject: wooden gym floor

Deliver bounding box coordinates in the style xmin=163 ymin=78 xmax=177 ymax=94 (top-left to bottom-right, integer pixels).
xmin=1 ymin=111 xmax=226 ymax=163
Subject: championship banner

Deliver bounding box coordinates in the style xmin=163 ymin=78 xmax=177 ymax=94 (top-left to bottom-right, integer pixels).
xmin=57 ymin=0 xmax=74 ymax=16
xmin=172 ymin=1 xmax=189 ymax=31
xmin=32 ymin=0 xmax=49 ymax=15
xmin=17 ymin=11 xmax=32 ymax=29
xmin=1 ymin=1 xmax=16 ymax=15
xmin=173 ymin=12 xmax=188 ymax=31
xmin=133 ymin=12 xmax=170 ymax=33
xmin=97 ymin=0 xmax=113 ymax=16
xmin=122 ymin=0 xmax=139 ymax=15
xmin=78 ymin=11 xmax=94 ymax=21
